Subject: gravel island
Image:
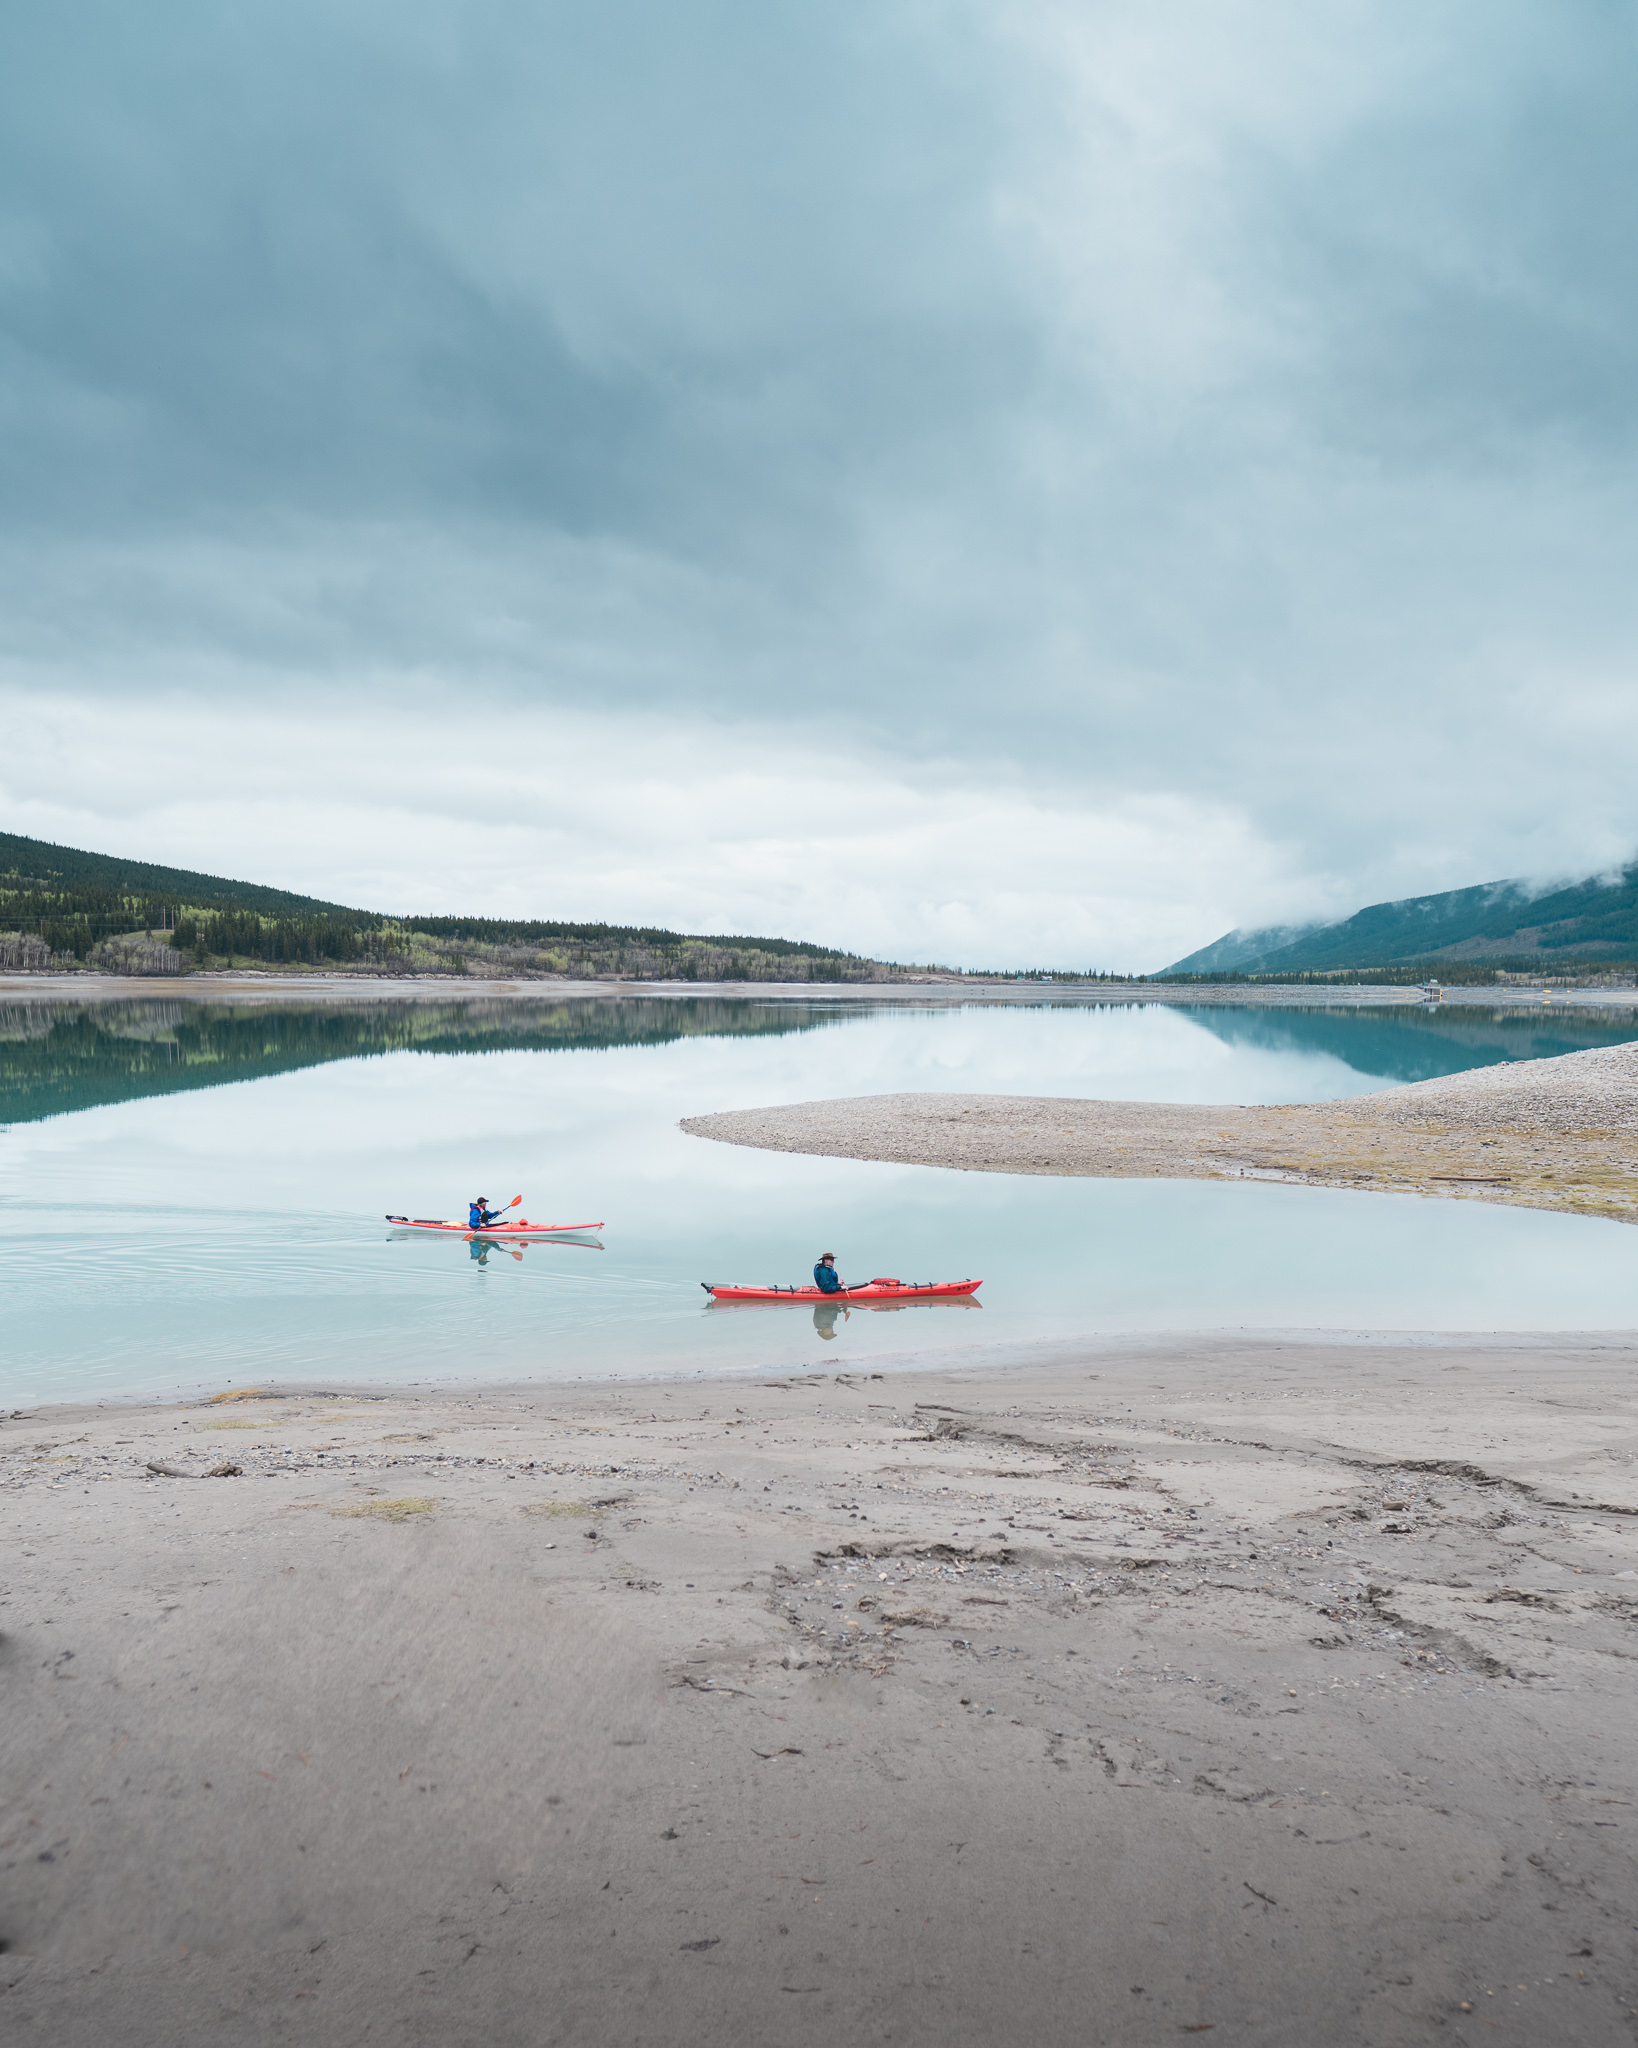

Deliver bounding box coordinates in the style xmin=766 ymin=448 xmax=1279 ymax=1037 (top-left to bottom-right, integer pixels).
xmin=682 ymin=1041 xmax=1638 ymax=1223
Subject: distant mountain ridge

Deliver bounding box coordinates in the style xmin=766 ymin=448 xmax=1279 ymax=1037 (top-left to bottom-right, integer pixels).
xmin=1165 ymin=862 xmax=1638 ymax=976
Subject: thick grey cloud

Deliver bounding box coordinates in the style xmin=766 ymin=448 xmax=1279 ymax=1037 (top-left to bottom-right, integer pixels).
xmin=2 ymin=1 xmax=1637 ymax=958
xmin=1 ymin=1 xmax=1026 ymax=530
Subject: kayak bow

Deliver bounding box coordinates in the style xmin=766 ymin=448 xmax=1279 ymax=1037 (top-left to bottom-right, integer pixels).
xmin=701 ymin=1276 xmax=980 ymax=1303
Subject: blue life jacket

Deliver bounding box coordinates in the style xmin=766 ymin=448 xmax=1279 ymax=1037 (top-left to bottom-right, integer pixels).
xmin=814 ymin=1262 xmax=841 ymax=1293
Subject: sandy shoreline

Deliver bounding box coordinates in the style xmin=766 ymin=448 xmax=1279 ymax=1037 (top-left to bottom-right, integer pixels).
xmin=683 ymin=1041 xmax=1638 ymax=1224
xmin=6 ymin=1335 xmax=1638 ymax=2045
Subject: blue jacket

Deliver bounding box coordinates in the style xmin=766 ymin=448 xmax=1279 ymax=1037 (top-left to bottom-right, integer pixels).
xmin=470 ymin=1203 xmax=495 ymax=1229
xmin=814 ymin=1262 xmax=842 ymax=1293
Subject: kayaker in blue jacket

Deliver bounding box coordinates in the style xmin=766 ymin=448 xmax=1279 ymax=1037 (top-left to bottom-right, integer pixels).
xmin=469 ymin=1195 xmax=503 ymax=1231
xmin=814 ymin=1253 xmax=844 ymax=1293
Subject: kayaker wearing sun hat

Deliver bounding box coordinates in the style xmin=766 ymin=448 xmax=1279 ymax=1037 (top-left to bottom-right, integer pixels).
xmin=814 ymin=1252 xmax=844 ymax=1293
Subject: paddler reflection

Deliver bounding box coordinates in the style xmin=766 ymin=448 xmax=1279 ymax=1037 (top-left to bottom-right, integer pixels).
xmin=813 ymin=1301 xmax=850 ymax=1340
xmin=469 ymin=1236 xmax=523 ymax=1264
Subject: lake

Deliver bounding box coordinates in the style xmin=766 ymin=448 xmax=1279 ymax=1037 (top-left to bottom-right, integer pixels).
xmin=3 ymin=991 xmax=1636 ymax=1406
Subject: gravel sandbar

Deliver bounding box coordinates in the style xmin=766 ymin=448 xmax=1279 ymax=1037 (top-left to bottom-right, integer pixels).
xmin=683 ymin=1040 xmax=1638 ymax=1222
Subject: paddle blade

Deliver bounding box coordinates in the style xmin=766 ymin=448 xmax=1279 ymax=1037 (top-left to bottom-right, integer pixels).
xmin=508 ymin=1195 xmax=522 ymax=1208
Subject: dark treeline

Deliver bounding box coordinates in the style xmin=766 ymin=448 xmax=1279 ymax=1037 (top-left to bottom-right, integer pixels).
xmin=168 ymin=910 xmax=376 ymax=965
xmin=0 ymin=996 xmax=849 ymax=1125
xmin=953 ymin=970 xmax=1145 ymax=983
xmin=403 ymin=915 xmax=856 ymax=958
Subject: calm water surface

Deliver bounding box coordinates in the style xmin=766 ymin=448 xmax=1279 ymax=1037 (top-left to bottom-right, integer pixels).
xmin=3 ymin=993 xmax=1635 ymax=1404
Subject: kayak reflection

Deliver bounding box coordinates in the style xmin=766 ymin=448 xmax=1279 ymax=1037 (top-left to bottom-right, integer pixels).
xmin=387 ymin=1227 xmax=604 ymax=1261
xmin=471 ymin=1235 xmax=522 ymax=1264
xmin=466 ymin=1231 xmax=604 ymax=1263
xmin=705 ymin=1294 xmax=982 ymax=1316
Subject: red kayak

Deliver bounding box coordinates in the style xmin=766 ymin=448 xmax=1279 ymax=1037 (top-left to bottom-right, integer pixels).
xmin=702 ymin=1277 xmax=981 ymax=1303
xmin=387 ymin=1215 xmax=604 ymax=1238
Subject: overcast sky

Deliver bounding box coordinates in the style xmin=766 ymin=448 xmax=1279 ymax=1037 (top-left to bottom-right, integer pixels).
xmin=2 ymin=0 xmax=1635 ymax=968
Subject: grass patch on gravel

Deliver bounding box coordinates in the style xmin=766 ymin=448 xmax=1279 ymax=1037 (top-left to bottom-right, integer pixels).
xmin=331 ymin=1497 xmax=439 ymax=1521
xmin=525 ymin=1499 xmax=597 ymax=1518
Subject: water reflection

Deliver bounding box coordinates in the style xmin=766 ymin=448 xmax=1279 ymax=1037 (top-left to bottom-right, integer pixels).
xmin=4 ymin=992 xmax=1635 ymax=1131
xmin=0 ymin=995 xmax=845 ymax=1127
xmin=4 ymin=991 xmax=1636 ymax=1404
xmin=1181 ymin=1002 xmax=1632 ymax=1083
xmin=704 ymin=1294 xmax=984 ymax=1321
xmin=383 ymin=1227 xmax=607 ymax=1264
xmin=469 ymin=1235 xmax=521 ymax=1265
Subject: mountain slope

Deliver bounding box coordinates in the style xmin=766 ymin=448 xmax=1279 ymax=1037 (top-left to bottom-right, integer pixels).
xmin=1163 ymin=921 xmax=1329 ymax=975
xmin=0 ymin=830 xmax=904 ymax=979
xmin=1164 ymin=862 xmax=1638 ymax=975
xmin=0 ymin=830 xmax=363 ymax=916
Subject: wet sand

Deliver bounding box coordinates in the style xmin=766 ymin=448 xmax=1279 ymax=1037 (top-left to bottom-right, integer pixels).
xmin=683 ymin=1041 xmax=1638 ymax=1223
xmin=5 ymin=1335 xmax=1638 ymax=2045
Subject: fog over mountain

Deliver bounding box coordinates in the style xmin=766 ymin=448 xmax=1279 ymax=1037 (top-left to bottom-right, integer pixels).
xmin=3 ymin=2 xmax=1637 ymax=966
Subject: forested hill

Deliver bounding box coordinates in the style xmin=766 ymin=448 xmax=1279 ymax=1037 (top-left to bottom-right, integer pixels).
xmin=0 ymin=830 xmax=363 ymax=916
xmin=0 ymin=830 xmax=912 ymax=981
xmin=1164 ymin=861 xmax=1638 ymax=978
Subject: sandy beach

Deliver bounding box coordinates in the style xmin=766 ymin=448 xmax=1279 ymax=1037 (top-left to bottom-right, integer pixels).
xmin=6 ymin=1335 xmax=1638 ymax=2045
xmin=683 ymin=1041 xmax=1638 ymax=1224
